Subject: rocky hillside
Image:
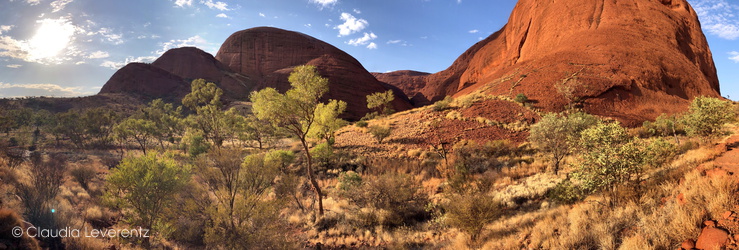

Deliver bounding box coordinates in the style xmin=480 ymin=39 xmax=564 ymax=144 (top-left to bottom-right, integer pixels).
xmin=99 ymin=28 xmax=413 ymax=121
xmin=378 ymin=0 xmax=721 ymax=126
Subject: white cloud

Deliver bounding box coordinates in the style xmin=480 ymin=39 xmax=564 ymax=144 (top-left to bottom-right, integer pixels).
xmin=0 ymin=82 xmax=93 ymax=98
xmin=730 ymin=51 xmax=739 ymax=63
xmin=0 ymin=25 xmax=14 ymax=35
xmin=457 ymin=0 xmax=462 ymax=3
xmin=353 ymin=8 xmax=361 ymax=14
xmin=201 ymin=0 xmax=229 ymax=11
xmin=87 ymin=50 xmax=109 ymax=59
xmin=97 ymin=28 xmax=124 ymax=45
xmin=216 ymin=13 xmax=229 ymax=18
xmin=311 ymin=0 xmax=338 ymax=8
xmin=50 ymin=0 xmax=74 ymax=13
xmin=692 ymin=0 xmax=739 ymax=39
xmin=304 ymin=23 xmax=312 ymax=28
xmin=26 ymin=0 xmax=40 ymax=5
xmin=387 ymin=40 xmax=402 ymax=44
xmin=335 ymin=13 xmax=368 ymax=37
xmin=158 ymin=35 xmax=208 ymax=54
xmin=469 ymin=29 xmax=479 ymax=34
xmin=259 ymin=12 xmax=266 ymax=17
xmin=348 ymin=32 xmax=377 ymax=46
xmin=6 ymin=64 xmax=22 ymax=68
xmin=100 ymin=55 xmax=158 ymax=70
xmin=174 ymin=0 xmax=192 ymax=8
xmin=367 ymin=42 xmax=377 ymax=49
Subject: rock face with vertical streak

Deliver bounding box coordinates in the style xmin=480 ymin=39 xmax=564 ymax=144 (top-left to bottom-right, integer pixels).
xmin=215 ymin=27 xmax=413 ymax=121
xmin=377 ymin=0 xmax=721 ymax=126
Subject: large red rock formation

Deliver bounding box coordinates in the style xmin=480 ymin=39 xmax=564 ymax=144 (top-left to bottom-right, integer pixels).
xmin=383 ymin=0 xmax=721 ymax=126
xmin=215 ymin=27 xmax=413 ymax=120
xmin=152 ymin=47 xmax=254 ymax=100
xmin=99 ymin=63 xmax=190 ymax=101
xmin=372 ymin=70 xmax=431 ymax=106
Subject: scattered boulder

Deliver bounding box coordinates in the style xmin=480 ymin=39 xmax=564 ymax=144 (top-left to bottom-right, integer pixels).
xmin=695 ymin=222 xmax=729 ymax=250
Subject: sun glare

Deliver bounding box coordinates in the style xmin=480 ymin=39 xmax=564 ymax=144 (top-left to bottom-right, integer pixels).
xmin=27 ymin=18 xmax=75 ymax=61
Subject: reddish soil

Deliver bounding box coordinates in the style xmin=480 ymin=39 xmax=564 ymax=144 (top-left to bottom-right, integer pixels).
xmin=681 ymin=135 xmax=739 ymax=250
xmin=460 ymin=99 xmax=539 ymax=124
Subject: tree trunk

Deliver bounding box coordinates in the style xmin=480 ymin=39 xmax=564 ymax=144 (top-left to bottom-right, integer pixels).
xmin=301 ymin=138 xmax=324 ymax=217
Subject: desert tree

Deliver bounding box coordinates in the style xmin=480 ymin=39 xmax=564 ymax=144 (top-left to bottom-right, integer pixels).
xmin=201 ymin=151 xmax=293 ymax=248
xmin=182 ymin=79 xmax=240 ymax=147
xmin=113 ymin=118 xmax=158 ymax=154
xmin=366 ymin=89 xmax=395 ymax=115
xmin=104 ymin=152 xmax=190 ymax=246
xmin=528 ymin=112 xmax=599 ymax=174
xmin=137 ymin=99 xmax=185 ymax=148
xmin=681 ymin=96 xmax=735 ymax=137
xmin=250 ymin=65 xmax=346 ymax=216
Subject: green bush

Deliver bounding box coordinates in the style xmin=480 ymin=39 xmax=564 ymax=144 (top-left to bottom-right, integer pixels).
xmin=444 ymin=192 xmax=504 ymax=242
xmin=642 ymin=114 xmax=684 ymax=138
xmin=368 ymin=125 xmax=392 ymax=143
xmin=355 ymin=120 xmax=368 ymax=127
xmin=528 ymin=112 xmax=599 ymax=174
xmin=547 ymin=179 xmax=585 ymax=204
xmin=514 ymin=93 xmax=528 ymax=104
xmin=433 ymin=96 xmax=454 ymax=111
xmin=681 ymin=96 xmax=734 ymax=137
xmin=572 ymin=122 xmax=646 ymax=204
xmin=336 ymin=171 xmax=362 ymax=192
xmin=643 ymin=138 xmax=678 ymax=168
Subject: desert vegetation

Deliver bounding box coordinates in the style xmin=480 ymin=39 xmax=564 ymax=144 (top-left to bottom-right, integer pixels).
xmin=0 ymin=64 xmax=737 ymax=249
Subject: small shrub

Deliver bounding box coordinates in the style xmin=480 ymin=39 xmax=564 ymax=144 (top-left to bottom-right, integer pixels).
xmin=641 ymin=114 xmax=685 ymax=138
xmin=70 ymin=165 xmax=97 ymax=190
xmin=444 ymin=192 xmax=504 ymax=242
xmin=547 ymin=179 xmax=584 ymax=204
xmin=368 ymin=125 xmax=392 ymax=143
xmin=336 ymin=171 xmax=362 ymax=192
xmin=514 ymin=93 xmax=528 ymax=104
xmin=446 ymin=110 xmax=463 ymax=120
xmin=433 ymin=96 xmax=454 ymax=111
xmin=349 ymin=173 xmax=429 ymax=228
xmin=355 ymin=120 xmax=368 ymax=127
xmin=310 ymin=142 xmax=334 ymax=168
xmin=681 ymin=96 xmax=734 ymax=137
xmin=643 ymin=138 xmax=678 ymax=168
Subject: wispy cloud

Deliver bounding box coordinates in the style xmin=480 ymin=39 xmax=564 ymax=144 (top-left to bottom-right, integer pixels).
xmin=335 ymin=13 xmax=368 ymax=37
xmin=201 ymin=0 xmax=229 ymax=11
xmin=367 ymin=42 xmax=377 ymax=49
xmin=97 ymin=28 xmax=124 ymax=45
xmin=87 ymin=51 xmax=109 ymax=59
xmin=692 ymin=0 xmax=739 ymax=39
xmin=6 ymin=64 xmax=22 ymax=68
xmin=468 ymin=29 xmax=479 ymax=34
xmin=259 ymin=12 xmax=266 ymax=17
xmin=730 ymin=51 xmax=739 ymax=63
xmin=26 ymin=0 xmax=40 ymax=6
xmin=174 ymin=0 xmax=192 ymax=8
xmin=310 ymin=0 xmax=338 ymax=8
xmin=348 ymin=32 xmax=377 ymax=46
xmin=0 ymin=25 xmax=14 ymax=35
xmin=216 ymin=13 xmax=229 ymax=18
xmin=50 ymin=0 xmax=74 ymax=13
xmin=0 ymin=82 xmax=93 ymax=97
xmin=100 ymin=55 xmax=158 ymax=70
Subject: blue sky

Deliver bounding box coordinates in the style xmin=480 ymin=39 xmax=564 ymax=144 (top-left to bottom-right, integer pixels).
xmin=0 ymin=0 xmax=737 ymax=100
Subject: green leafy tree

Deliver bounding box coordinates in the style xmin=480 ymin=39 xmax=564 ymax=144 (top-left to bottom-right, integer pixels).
xmin=250 ymin=65 xmax=346 ymax=216
xmin=114 ymin=118 xmax=157 ymax=154
xmin=572 ymin=122 xmax=645 ymax=205
xmin=137 ymin=99 xmax=185 ymax=147
xmin=52 ymin=110 xmax=87 ymax=148
xmin=681 ymin=96 xmax=735 ymax=137
xmin=236 ymin=116 xmax=276 ymax=149
xmin=368 ymin=124 xmax=392 ymax=143
xmin=182 ymin=79 xmax=245 ymax=147
xmin=310 ymin=100 xmax=348 ymax=145
xmin=202 ymin=151 xmax=293 ymax=248
xmin=366 ymin=90 xmax=395 ymax=115
xmin=105 ymin=152 xmax=190 ymax=246
xmin=81 ymin=108 xmax=118 ymax=147
xmin=528 ymin=112 xmax=599 ymax=174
